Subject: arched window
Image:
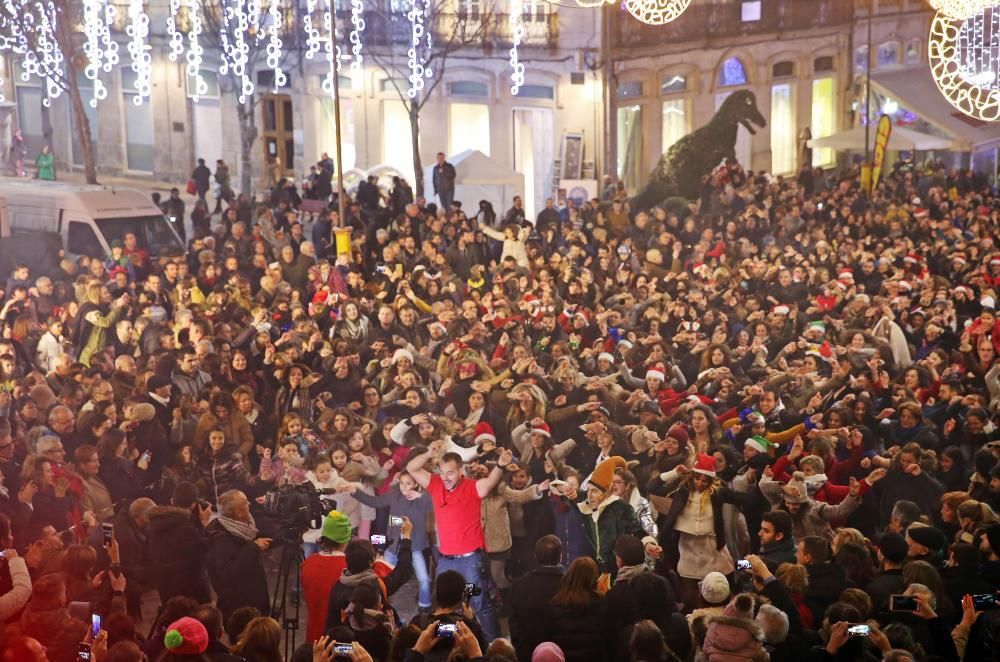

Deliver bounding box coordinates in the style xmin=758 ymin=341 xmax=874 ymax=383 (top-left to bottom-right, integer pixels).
xmin=876 ymin=42 xmax=899 ymax=68
xmin=717 ymin=57 xmax=748 ymax=88
xmin=772 ymin=61 xmax=795 ymax=79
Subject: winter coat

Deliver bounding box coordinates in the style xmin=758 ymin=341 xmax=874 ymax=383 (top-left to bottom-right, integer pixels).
xmin=542 ymin=596 xmax=611 ymax=662
xmin=205 ymin=518 xmax=270 ymax=620
xmin=759 ymin=538 xmax=796 ymax=568
xmin=146 ymin=505 xmax=212 ymax=604
xmin=172 ymin=368 xmax=212 ymax=400
xmin=550 ymin=494 xmax=593 ymax=566
xmin=871 ymin=467 xmax=944 ymax=525
xmin=703 ymin=614 xmax=768 ymax=662
xmin=193 ymin=412 xmax=255 ymax=455
xmin=98 ymin=456 xmax=145 ymax=504
xmin=578 ymin=495 xmax=653 ymax=575
xmin=804 ymin=562 xmax=853 ymax=626
xmin=864 ymin=569 xmax=905 ymax=613
xmin=325 ymin=539 xmax=414 ymax=632
xmin=759 ymin=478 xmax=861 ymax=542
xmin=198 ymin=446 xmax=250 ymax=504
xmin=19 ymin=605 xmax=90 ymax=662
xmin=508 ymin=565 xmax=564 ymax=662
xmin=481 ymin=482 xmax=542 ymax=554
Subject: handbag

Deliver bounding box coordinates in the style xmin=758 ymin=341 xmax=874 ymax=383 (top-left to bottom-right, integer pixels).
xmin=185 ymin=179 xmax=196 ymax=195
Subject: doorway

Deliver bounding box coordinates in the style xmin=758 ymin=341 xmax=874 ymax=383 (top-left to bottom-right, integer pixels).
xmin=192 ymin=99 xmax=223 ymax=168
xmin=262 ymin=94 xmax=294 ymax=177
xmin=512 ymin=107 xmax=553 ymax=221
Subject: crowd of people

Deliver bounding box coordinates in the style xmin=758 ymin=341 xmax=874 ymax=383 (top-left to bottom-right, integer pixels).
xmin=0 ymin=151 xmax=998 ymax=662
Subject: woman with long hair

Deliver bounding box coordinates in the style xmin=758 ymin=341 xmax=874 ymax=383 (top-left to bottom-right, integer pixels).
xmin=543 ymin=557 xmax=609 ymax=662
xmin=230 ymin=616 xmax=283 ymax=662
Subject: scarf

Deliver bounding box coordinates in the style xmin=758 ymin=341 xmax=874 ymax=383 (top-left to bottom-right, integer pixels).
xmin=803 ymin=473 xmax=828 ymax=496
xmin=615 ymin=563 xmax=646 ymax=585
xmin=218 ymin=514 xmax=259 ymax=543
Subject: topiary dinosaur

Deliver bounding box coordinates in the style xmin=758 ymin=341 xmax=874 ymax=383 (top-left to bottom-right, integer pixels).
xmin=631 ymin=89 xmax=767 ymax=210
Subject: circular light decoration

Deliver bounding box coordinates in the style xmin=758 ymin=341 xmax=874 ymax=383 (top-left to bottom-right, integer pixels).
xmin=929 ymin=0 xmax=994 ymax=20
xmin=621 ymin=0 xmax=691 ymax=25
xmin=929 ymin=4 xmax=1000 ymax=121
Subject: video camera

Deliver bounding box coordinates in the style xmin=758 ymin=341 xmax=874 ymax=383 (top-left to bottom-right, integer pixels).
xmin=260 ymin=482 xmax=335 ymax=539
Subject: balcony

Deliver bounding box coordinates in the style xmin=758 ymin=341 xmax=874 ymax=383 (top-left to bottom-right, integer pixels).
xmin=612 ymin=0 xmax=855 ymax=50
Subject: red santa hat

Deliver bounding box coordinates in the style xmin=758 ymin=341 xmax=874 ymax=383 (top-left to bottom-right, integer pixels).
xmin=838 ymin=269 xmax=854 ymax=281
xmin=772 ymin=305 xmax=790 ymax=316
xmin=952 ymin=254 xmax=968 ymax=267
xmin=473 ymin=422 xmax=496 ymax=445
xmin=913 ymin=208 xmax=928 ymax=220
xmin=692 ymin=453 xmax=717 ymax=477
xmin=990 ymin=255 xmax=1000 ymax=267
xmin=904 ymin=253 xmax=921 ymax=265
xmin=646 ymin=364 xmax=666 ymax=383
xmin=898 ymin=280 xmax=913 ymax=292
xmin=530 ymin=421 xmax=551 ymax=438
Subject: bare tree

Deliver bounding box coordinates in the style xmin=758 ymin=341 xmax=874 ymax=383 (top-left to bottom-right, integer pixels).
xmin=365 ymin=0 xmax=491 ymax=196
xmin=0 ymin=0 xmax=99 ymax=183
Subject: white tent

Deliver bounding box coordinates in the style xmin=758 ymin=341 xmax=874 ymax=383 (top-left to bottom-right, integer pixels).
xmin=423 ymin=150 xmax=525 ymax=215
xmin=808 ymin=124 xmax=957 ymax=152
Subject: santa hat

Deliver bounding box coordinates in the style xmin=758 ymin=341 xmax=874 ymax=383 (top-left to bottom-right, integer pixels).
xmin=692 ymin=452 xmax=716 ymax=477
xmin=590 ymin=456 xmax=628 ymax=492
xmin=898 ymin=280 xmax=913 ymax=292
xmin=473 ymin=422 xmax=496 ymax=446
xmin=955 ymin=285 xmax=973 ymax=297
xmin=646 ymin=368 xmax=666 ymax=382
xmin=530 ymin=421 xmax=551 ymax=438
xmin=392 ymin=349 xmax=414 ymax=364
xmin=807 ymin=320 xmax=826 ymax=334
xmin=952 ymin=254 xmax=968 ymax=267
xmin=913 ymin=208 xmax=928 ymax=220
xmin=990 ymin=255 xmax=1000 ymax=267
xmin=597 ymin=352 xmax=615 ymax=364
xmin=982 ymin=296 xmax=997 ymax=310
xmin=838 ymin=269 xmax=854 ymax=281
xmin=744 ymin=435 xmax=774 ymax=454
xmin=904 ymin=253 xmax=921 ymax=265
xmin=772 ymin=305 xmax=790 ymax=316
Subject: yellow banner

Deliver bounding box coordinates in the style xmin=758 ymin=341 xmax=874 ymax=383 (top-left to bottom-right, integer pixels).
xmin=871 ymin=114 xmax=892 ymax=194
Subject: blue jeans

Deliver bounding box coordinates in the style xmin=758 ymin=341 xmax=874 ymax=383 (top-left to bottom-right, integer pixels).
xmin=385 ymin=546 xmax=432 ymax=608
xmin=436 ymin=549 xmax=500 ymax=641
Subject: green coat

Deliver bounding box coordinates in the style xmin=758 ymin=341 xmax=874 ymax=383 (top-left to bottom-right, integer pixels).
xmin=578 ymin=496 xmax=653 ymax=574
xmin=78 ymin=304 xmax=125 ymax=366
xmin=35 ymin=152 xmax=55 ymax=181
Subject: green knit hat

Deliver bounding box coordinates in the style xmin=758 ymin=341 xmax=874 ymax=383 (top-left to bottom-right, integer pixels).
xmin=321 ymin=510 xmax=352 ymax=544
xmin=745 ymin=436 xmax=774 ymax=454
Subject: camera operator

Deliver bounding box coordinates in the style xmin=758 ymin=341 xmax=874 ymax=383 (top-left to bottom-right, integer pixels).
xmin=206 ymin=489 xmax=272 ymax=622
xmin=147 ymin=481 xmax=213 ymax=605
xmin=407 ymin=569 xmax=488 ymax=660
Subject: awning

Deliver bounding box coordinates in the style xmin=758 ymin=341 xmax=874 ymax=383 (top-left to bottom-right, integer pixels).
xmin=868 ymin=65 xmax=1000 ymax=152
xmin=809 ymin=124 xmax=957 ymax=151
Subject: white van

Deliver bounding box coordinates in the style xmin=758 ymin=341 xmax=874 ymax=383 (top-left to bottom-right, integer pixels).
xmin=0 ymin=180 xmax=184 ymax=263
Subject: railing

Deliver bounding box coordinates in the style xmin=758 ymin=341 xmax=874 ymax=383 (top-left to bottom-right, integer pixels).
xmin=613 ymin=0 xmax=855 ymax=50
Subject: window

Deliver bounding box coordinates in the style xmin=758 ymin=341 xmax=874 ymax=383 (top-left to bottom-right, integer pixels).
xmin=811 ymin=77 xmax=836 ymax=168
xmin=741 ymin=0 xmax=761 ymax=21
xmin=770 ymin=83 xmax=795 ymax=175
xmin=814 ymin=56 xmax=835 ymax=73
xmin=661 ymin=74 xmax=687 ymax=94
xmin=122 ymin=68 xmax=155 ymax=171
xmin=662 ymin=98 xmax=689 ymax=151
xmin=462 ymin=0 xmax=481 ymax=19
xmin=448 ymin=80 xmax=489 ymax=97
xmin=876 ymin=42 xmax=899 ymax=69
xmin=382 ymin=99 xmax=414 ymax=182
xmin=185 ymin=70 xmax=221 ymax=99
xmin=15 ymin=79 xmax=45 ymax=158
xmin=617 ymin=81 xmax=644 ymax=99
xmin=717 ymin=57 xmax=748 ymax=87
xmin=68 ymin=222 xmax=104 ymax=257
xmin=379 ymin=77 xmax=408 ymax=93
xmin=0 ymin=55 xmax=13 ymax=103
xmin=518 ymin=84 xmax=555 ymax=99
xmin=523 ymin=0 xmax=548 ymax=21
xmin=95 ymin=216 xmax=183 ymax=254
xmin=905 ymin=38 xmax=921 ymax=64
xmin=449 ymin=102 xmax=490 ymax=156
xmin=772 ymin=61 xmax=795 ymax=79
xmin=71 ymin=74 xmax=98 ymax=167
xmin=854 ymin=45 xmax=869 ymax=73
xmin=616 ymin=105 xmax=642 ymax=192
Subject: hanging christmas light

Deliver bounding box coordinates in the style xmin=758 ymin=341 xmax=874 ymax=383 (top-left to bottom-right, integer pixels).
xmin=186 ymin=0 xmax=207 ymax=101
xmin=349 ymin=0 xmax=365 ymax=70
xmin=266 ymin=0 xmax=285 ymax=91
xmin=622 ymin=0 xmax=691 ymax=26
xmin=508 ymin=0 xmax=524 ymax=95
xmin=303 ymin=0 xmax=321 ymax=59
xmin=219 ymin=0 xmax=255 ymax=103
xmin=930 ymin=0 xmax=995 ymax=20
xmin=166 ymin=0 xmax=184 ymax=61
xmin=320 ymin=0 xmax=339 ymax=95
xmin=929 ymin=3 xmax=1000 ymax=121
xmin=126 ymin=0 xmax=151 ymax=104
xmin=34 ymin=0 xmax=65 ymax=106
xmin=406 ymin=0 xmax=432 ymax=98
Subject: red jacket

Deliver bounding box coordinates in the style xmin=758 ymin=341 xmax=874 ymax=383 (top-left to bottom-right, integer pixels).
xmin=301 ymin=553 xmax=347 ymax=642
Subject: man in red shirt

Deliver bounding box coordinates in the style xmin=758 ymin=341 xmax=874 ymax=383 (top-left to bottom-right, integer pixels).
xmin=407 ymin=440 xmax=512 ymax=641
xmin=300 ymin=510 xmax=351 ymax=642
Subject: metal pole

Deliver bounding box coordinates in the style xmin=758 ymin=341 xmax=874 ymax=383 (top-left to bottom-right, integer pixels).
xmin=864 ymin=0 xmax=873 ymax=163
xmin=331 ymin=16 xmax=347 ymax=228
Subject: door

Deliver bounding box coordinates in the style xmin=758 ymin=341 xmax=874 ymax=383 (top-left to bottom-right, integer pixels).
xmin=716 ymin=92 xmax=752 ymax=169
xmin=262 ymin=94 xmax=294 ymax=177
xmin=192 ymin=100 xmax=224 ymax=168
xmin=512 ymin=108 xmax=554 ymax=221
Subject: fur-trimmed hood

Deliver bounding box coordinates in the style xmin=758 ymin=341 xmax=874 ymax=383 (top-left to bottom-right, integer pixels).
xmin=703 ymin=614 xmax=767 ymax=662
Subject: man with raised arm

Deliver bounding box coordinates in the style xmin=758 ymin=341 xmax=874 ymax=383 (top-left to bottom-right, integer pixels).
xmin=407 ymin=439 xmax=510 ymax=642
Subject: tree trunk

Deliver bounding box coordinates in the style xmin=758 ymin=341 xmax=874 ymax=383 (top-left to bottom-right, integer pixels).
xmin=236 ymin=98 xmax=257 ymax=198
xmin=409 ymin=102 xmax=424 ymax=196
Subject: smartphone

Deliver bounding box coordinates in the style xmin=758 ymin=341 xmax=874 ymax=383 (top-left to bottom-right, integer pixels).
xmin=102 ymin=523 xmax=113 ymax=547
xmin=436 ymin=623 xmax=458 ymax=638
xmin=333 ymin=642 xmax=353 ymax=658
xmin=91 ymin=613 xmax=101 ymax=637
xmin=77 ymin=643 xmax=93 ymax=661
xmin=972 ymin=593 xmax=1000 ymax=610
xmin=736 ymin=559 xmax=751 ymax=571
xmin=139 ymin=451 xmax=151 ymax=465
xmin=464 ymin=582 xmax=482 ymax=598
xmin=390 ymin=515 xmax=404 ymax=527
xmin=847 ymin=623 xmax=870 ymax=637
xmin=370 ymin=534 xmax=386 ymax=546
xmin=890 ymin=595 xmax=917 ymax=612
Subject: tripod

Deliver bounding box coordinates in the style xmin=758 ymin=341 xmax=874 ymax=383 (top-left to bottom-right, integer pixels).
xmin=271 ymin=529 xmax=307 ymax=659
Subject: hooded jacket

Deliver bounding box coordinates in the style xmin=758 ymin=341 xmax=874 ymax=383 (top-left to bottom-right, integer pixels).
xmin=205 ymin=517 xmax=270 ymax=620
xmin=324 ymin=538 xmax=414 ymax=632
xmin=577 ymin=494 xmax=655 ymax=575
xmin=146 ymin=505 xmax=212 ymax=604
xmin=703 ymin=611 xmax=768 ymax=662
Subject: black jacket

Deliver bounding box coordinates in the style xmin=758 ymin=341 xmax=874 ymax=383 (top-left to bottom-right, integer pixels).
xmin=205 ymin=519 xmax=270 ymax=620
xmin=759 ymin=538 xmax=796 ymax=568
xmin=864 ymin=568 xmax=905 ymax=613
xmin=805 ymin=562 xmax=854 ymax=626
xmin=147 ymin=505 xmax=212 ymax=604
xmin=508 ymin=565 xmax=564 ymax=662
xmin=325 ymin=538 xmax=414 ymax=632
xmin=542 ymin=597 xmax=611 ymax=662
xmin=109 ymin=508 xmax=152 ymax=593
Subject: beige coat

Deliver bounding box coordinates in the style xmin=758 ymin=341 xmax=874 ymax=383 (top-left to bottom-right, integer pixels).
xmin=480 ymin=482 xmax=543 ymax=554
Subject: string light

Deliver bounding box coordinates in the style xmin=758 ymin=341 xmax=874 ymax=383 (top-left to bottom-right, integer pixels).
xmin=218 ymin=0 xmax=255 ymax=103
xmin=266 ymin=0 xmax=285 ymax=91
xmin=930 ymin=0 xmax=995 ymax=20
xmin=407 ymin=0 xmax=432 ymax=98
xmin=186 ymin=0 xmax=207 ymax=101
xmin=126 ymin=0 xmax=151 ymax=104
xmin=929 ymin=4 xmax=1000 ymax=121
xmin=622 ymin=0 xmax=691 ymax=25
xmin=303 ymin=0 xmax=321 ymax=59
xmin=349 ymin=0 xmax=365 ymax=70
xmin=166 ymin=0 xmax=184 ymax=61
xmin=320 ymin=0 xmax=336 ymax=95
xmin=509 ymin=0 xmax=524 ymax=95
